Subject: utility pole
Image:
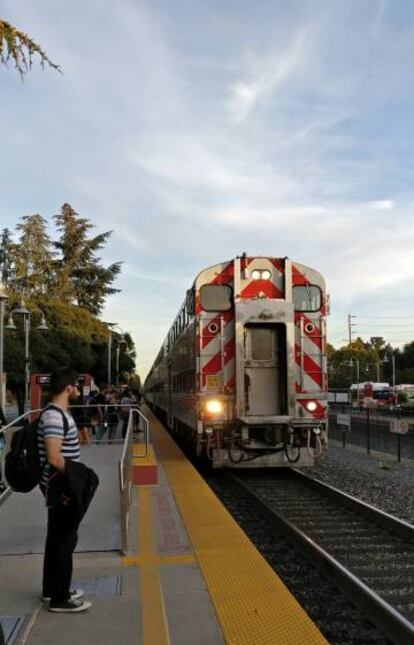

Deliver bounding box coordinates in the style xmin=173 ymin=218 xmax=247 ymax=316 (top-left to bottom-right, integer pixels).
xmin=347 ymin=314 xmax=357 ymax=345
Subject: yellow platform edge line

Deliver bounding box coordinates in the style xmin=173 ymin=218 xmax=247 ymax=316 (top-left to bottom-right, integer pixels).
xmin=147 ymin=407 xmax=328 ymax=645
xmin=123 ymin=554 xmax=196 ymax=567
xmin=138 ymin=486 xmax=170 ymax=645
xmin=133 ymin=443 xmax=157 ymax=466
xmin=133 ymin=443 xmax=156 ymax=456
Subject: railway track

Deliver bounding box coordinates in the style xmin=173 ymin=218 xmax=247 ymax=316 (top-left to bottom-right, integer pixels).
xmin=227 ymin=468 xmax=414 ymax=645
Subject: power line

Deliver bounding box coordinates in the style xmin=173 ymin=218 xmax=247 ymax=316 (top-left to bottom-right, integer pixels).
xmin=354 ymin=325 xmax=414 ymax=329
xmin=355 ymin=315 xmax=414 ymax=320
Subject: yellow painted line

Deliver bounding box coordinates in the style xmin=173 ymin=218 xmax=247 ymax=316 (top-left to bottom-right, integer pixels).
xmin=146 ymin=407 xmax=328 ymax=645
xmin=133 ymin=443 xmax=157 ymax=466
xmin=138 ymin=486 xmax=170 ymax=645
xmin=123 ymin=554 xmax=196 ymax=567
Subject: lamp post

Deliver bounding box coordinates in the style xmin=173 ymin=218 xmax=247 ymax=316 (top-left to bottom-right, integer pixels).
xmin=0 ymin=280 xmax=8 ymax=416
xmin=348 ymin=358 xmax=360 ymax=405
xmin=115 ymin=333 xmax=128 ymax=388
xmin=383 ymin=353 xmax=396 ymax=391
xmin=6 ymin=300 xmax=48 ymax=412
xmin=104 ymin=323 xmax=118 ymax=387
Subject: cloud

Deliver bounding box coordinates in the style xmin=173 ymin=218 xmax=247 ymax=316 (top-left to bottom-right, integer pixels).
xmin=372 ymin=0 xmax=387 ymax=38
xmin=1 ymin=0 xmax=414 ymax=376
xmin=369 ymin=199 xmax=394 ymax=211
xmin=226 ymin=28 xmax=312 ymax=123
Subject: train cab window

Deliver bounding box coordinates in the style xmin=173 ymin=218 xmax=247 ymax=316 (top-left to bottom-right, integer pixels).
xmin=292 ymin=285 xmax=321 ymax=312
xmin=200 ymin=285 xmax=232 ymax=312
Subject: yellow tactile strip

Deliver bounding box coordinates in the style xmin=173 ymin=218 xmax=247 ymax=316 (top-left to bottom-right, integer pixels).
xmin=147 ymin=408 xmax=328 ymax=645
xmin=132 ymin=442 xmax=157 ymax=467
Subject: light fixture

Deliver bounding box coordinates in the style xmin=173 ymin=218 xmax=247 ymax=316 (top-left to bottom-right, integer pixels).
xmin=13 ymin=299 xmax=30 ymax=316
xmin=251 ymin=269 xmax=271 ymax=281
xmin=306 ymin=401 xmax=318 ymax=412
xmin=37 ymin=316 xmax=48 ymax=331
xmin=205 ymin=399 xmax=223 ymax=414
xmin=5 ymin=315 xmax=16 ymax=330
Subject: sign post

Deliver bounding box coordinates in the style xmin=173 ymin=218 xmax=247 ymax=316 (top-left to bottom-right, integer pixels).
xmin=389 ymin=418 xmax=409 ymax=463
xmin=337 ymin=413 xmax=351 ymax=448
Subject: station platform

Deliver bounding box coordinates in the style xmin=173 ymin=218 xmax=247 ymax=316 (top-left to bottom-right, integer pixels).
xmin=0 ymin=408 xmax=327 ymax=645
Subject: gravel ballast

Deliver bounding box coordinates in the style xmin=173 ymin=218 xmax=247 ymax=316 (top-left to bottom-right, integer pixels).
xmin=301 ymin=440 xmax=414 ymax=525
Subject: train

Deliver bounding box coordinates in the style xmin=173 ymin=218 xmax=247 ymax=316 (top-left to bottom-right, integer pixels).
xmin=145 ymin=255 xmax=329 ymax=467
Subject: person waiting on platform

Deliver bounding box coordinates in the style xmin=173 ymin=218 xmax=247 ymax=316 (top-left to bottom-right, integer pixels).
xmin=119 ymin=389 xmax=135 ymax=438
xmin=87 ymin=387 xmax=107 ymax=439
xmin=38 ymin=367 xmax=98 ymax=613
xmin=106 ymin=389 xmax=120 ymax=442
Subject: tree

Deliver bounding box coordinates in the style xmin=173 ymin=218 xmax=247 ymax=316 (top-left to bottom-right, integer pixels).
xmin=12 ymin=214 xmax=55 ymax=298
xmin=0 ymin=228 xmax=13 ymax=286
xmin=0 ymin=19 xmax=59 ymax=77
xmin=3 ymin=298 xmax=138 ymax=409
xmin=54 ymin=204 xmax=122 ymax=315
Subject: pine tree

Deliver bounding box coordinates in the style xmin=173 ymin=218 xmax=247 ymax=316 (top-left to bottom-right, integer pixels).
xmin=13 ymin=214 xmax=55 ymax=298
xmin=0 ymin=19 xmax=60 ymax=77
xmin=0 ymin=228 xmax=14 ymax=286
xmin=54 ymin=203 xmax=122 ymax=315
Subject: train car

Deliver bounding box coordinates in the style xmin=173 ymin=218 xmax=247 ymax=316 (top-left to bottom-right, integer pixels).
xmin=145 ymin=255 xmax=329 ymax=467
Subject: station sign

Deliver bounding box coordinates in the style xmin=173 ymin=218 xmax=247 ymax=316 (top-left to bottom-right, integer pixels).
xmin=36 ymin=375 xmax=51 ymax=384
xmin=389 ymin=419 xmax=409 ymax=435
xmin=337 ymin=413 xmax=351 ymax=431
xmin=35 ymin=375 xmax=86 ymax=385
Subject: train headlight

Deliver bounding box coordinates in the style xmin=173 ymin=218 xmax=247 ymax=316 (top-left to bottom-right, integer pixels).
xmin=205 ymin=399 xmax=223 ymax=414
xmin=251 ymin=270 xmax=261 ymax=280
xmin=306 ymin=401 xmax=318 ymax=412
xmin=261 ymin=270 xmax=271 ymax=280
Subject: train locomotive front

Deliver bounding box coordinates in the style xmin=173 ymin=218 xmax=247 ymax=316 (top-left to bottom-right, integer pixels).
xmin=145 ymin=256 xmax=329 ymax=467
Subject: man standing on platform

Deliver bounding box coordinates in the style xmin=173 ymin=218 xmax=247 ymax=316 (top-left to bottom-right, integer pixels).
xmin=37 ymin=367 xmax=92 ymax=613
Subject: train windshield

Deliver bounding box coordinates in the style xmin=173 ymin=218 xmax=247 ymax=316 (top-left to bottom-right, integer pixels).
xmin=293 ymin=285 xmax=321 ymax=311
xmin=200 ymin=284 xmax=232 ymax=311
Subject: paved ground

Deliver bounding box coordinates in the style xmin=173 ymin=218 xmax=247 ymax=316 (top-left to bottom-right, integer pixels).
xmin=0 ymin=444 xmax=122 ymax=555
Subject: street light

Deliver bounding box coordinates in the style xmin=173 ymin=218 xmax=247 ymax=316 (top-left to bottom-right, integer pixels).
xmin=348 ymin=358 xmax=360 ymax=405
xmin=115 ymin=333 xmax=128 ymax=388
xmin=0 ymin=280 xmax=8 ymax=417
xmin=104 ymin=322 xmax=117 ymax=387
xmin=383 ymin=353 xmax=396 ymax=391
xmin=6 ymin=300 xmax=48 ymax=412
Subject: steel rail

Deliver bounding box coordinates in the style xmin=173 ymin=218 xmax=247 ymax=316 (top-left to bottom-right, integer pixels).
xmin=290 ymin=467 xmax=414 ymax=544
xmin=227 ymin=472 xmax=414 ymax=645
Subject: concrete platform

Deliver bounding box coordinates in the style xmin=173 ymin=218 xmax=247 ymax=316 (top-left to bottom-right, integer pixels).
xmin=1 ymin=408 xmax=326 ymax=644
xmin=0 ymin=444 xmax=122 ymax=555
xmin=0 ymin=437 xmax=223 ymax=644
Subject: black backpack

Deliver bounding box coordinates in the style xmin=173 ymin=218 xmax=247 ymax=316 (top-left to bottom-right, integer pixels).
xmin=5 ymin=405 xmax=69 ymax=493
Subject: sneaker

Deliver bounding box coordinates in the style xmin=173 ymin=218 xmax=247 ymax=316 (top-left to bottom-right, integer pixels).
xmin=42 ymin=589 xmax=84 ymax=602
xmin=48 ymin=599 xmax=92 ymax=613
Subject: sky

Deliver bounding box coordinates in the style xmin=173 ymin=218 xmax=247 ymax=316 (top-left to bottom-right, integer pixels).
xmin=1 ymin=0 xmax=414 ymax=378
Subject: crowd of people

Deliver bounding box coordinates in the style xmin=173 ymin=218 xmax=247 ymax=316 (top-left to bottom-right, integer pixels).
xmin=71 ymin=386 xmax=141 ymax=444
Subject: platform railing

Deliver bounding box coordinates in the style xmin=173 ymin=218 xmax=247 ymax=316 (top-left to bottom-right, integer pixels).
xmin=1 ymin=403 xmax=148 ymax=554
xmin=119 ymin=406 xmax=149 ymax=555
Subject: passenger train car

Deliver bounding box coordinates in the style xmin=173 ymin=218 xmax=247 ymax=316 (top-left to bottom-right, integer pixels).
xmin=145 ymin=255 xmax=329 ymax=467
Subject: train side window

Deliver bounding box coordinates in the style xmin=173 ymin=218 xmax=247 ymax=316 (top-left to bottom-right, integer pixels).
xmin=200 ymin=285 xmax=232 ymax=312
xmin=292 ymin=285 xmax=321 ymax=312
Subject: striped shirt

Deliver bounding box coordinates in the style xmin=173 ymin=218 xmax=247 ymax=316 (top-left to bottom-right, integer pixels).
xmin=37 ymin=406 xmax=80 ymax=487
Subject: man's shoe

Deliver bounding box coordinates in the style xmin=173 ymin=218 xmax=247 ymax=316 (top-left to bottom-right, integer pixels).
xmin=42 ymin=588 xmax=84 ymax=602
xmin=48 ymin=599 xmax=92 ymax=613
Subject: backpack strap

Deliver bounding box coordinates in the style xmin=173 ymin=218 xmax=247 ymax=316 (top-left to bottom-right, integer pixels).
xmin=40 ymin=405 xmax=70 ymax=437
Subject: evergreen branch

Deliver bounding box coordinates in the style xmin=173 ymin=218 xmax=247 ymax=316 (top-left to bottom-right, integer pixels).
xmin=0 ymin=19 xmax=61 ymax=78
